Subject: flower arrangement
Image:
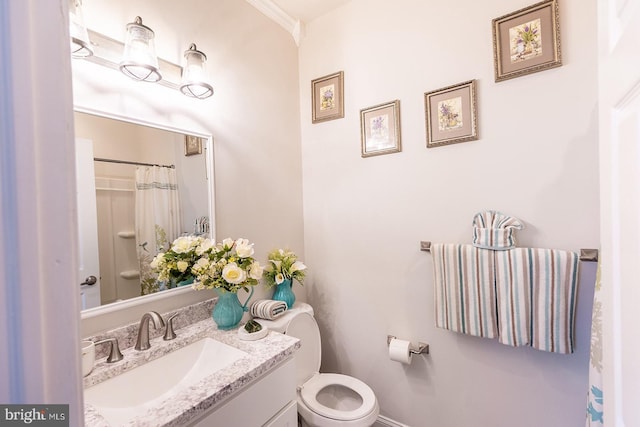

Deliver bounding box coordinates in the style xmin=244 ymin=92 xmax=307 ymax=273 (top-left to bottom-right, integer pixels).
xmin=263 ymin=249 xmax=307 ymax=288
xmin=151 ymin=236 xmax=263 ymax=293
xmin=190 ymin=237 xmax=263 ymax=293
xmin=150 ymin=235 xmax=207 ymax=287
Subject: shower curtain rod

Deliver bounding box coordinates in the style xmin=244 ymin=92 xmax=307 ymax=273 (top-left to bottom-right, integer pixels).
xmin=94 ymin=157 xmax=175 ymax=169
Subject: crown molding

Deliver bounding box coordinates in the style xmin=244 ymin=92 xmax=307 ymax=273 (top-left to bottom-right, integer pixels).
xmin=245 ymin=0 xmax=304 ymax=46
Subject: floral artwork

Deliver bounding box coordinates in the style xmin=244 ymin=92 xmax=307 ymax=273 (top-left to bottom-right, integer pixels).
xmin=438 ymin=97 xmax=463 ymax=131
xmin=424 ymin=80 xmax=477 ymax=147
xmin=492 ymin=1 xmax=561 ymax=82
xmin=509 ymin=18 xmax=542 ymax=63
xmin=320 ymin=83 xmax=335 ymax=111
xmin=312 ymin=71 xmax=344 ymax=123
xmin=360 ymin=100 xmax=401 ymax=157
xmin=369 ymin=114 xmax=393 ymax=148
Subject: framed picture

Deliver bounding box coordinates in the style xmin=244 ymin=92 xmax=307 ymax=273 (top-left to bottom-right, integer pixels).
xmin=424 ymin=80 xmax=478 ymax=148
xmin=311 ymin=71 xmax=344 ymax=123
xmin=360 ymin=100 xmax=401 ymax=158
xmin=184 ymin=135 xmax=202 ymax=156
xmin=492 ymin=0 xmax=561 ymax=82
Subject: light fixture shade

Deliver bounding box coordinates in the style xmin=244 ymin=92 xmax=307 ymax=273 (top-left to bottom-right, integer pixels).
xmin=119 ymin=16 xmax=162 ymax=82
xmin=69 ymin=0 xmax=93 ymax=58
xmin=180 ymin=44 xmax=214 ymax=99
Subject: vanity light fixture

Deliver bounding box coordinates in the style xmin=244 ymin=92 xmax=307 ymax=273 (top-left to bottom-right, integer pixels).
xmin=119 ymin=16 xmax=162 ymax=83
xmin=70 ymin=14 xmax=213 ymax=100
xmin=69 ymin=0 xmax=93 ymax=58
xmin=180 ymin=44 xmax=214 ymax=99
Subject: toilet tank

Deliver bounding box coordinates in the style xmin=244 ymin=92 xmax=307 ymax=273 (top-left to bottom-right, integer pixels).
xmin=255 ymin=302 xmax=321 ymax=386
xmin=255 ymin=302 xmax=314 ymax=333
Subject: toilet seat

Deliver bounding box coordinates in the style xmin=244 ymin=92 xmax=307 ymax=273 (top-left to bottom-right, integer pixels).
xmin=260 ymin=306 xmax=379 ymax=426
xmin=300 ymin=373 xmax=377 ymax=421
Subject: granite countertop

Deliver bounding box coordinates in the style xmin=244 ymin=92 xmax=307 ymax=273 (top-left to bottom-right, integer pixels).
xmin=83 ymin=319 xmax=300 ymax=426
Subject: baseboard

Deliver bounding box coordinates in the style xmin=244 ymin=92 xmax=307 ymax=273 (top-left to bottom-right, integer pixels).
xmin=374 ymin=414 xmax=409 ymax=427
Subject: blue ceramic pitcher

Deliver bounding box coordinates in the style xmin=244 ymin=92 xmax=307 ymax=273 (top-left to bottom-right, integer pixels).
xmin=212 ymin=287 xmax=254 ymax=330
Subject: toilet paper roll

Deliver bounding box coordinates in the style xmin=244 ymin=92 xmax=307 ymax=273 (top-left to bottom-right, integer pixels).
xmin=389 ymin=338 xmax=413 ymax=364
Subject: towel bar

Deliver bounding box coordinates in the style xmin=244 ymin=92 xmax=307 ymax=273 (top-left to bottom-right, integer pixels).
xmin=419 ymin=241 xmax=598 ymax=262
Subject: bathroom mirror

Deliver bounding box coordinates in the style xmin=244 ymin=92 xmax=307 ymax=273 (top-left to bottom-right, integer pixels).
xmin=75 ymin=109 xmax=215 ymax=315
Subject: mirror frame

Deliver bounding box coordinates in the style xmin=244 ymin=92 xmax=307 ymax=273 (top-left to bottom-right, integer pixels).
xmin=75 ymin=106 xmax=216 ymax=321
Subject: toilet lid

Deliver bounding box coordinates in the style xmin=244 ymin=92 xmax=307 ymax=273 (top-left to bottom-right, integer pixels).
xmin=300 ymin=373 xmax=376 ymax=421
xmin=285 ymin=312 xmax=321 ymax=386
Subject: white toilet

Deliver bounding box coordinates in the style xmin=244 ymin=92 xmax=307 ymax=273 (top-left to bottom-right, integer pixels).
xmin=256 ymin=303 xmax=379 ymax=427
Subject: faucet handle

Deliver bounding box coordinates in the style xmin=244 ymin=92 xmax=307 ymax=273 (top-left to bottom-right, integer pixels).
xmin=94 ymin=337 xmax=124 ymax=363
xmin=163 ymin=313 xmax=178 ymax=341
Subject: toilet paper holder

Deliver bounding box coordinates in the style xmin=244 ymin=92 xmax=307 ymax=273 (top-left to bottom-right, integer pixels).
xmin=387 ymin=335 xmax=429 ymax=355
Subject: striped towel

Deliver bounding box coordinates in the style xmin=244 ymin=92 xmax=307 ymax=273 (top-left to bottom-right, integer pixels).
xmin=250 ymin=299 xmax=287 ymax=320
xmin=432 ymin=243 xmax=498 ymax=338
xmin=495 ymin=248 xmax=579 ymax=353
xmin=472 ymin=210 xmax=523 ymax=250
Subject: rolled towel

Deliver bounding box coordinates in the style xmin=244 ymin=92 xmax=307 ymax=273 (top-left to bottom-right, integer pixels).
xmin=472 ymin=210 xmax=524 ymax=250
xmin=250 ymin=299 xmax=287 ymax=320
xmin=432 ymin=243 xmax=498 ymax=339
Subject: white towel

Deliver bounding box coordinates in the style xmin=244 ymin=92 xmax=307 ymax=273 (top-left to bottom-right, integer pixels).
xmin=432 ymin=243 xmax=498 ymax=338
xmin=250 ymin=299 xmax=287 ymax=320
xmin=495 ymin=248 xmax=579 ymax=353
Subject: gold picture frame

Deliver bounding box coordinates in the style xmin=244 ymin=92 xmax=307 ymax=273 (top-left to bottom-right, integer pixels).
xmin=492 ymin=0 xmax=561 ymax=82
xmin=360 ymin=100 xmax=401 ymax=158
xmin=184 ymin=135 xmax=202 ymax=156
xmin=311 ymin=71 xmax=344 ymax=123
xmin=424 ymin=80 xmax=478 ymax=148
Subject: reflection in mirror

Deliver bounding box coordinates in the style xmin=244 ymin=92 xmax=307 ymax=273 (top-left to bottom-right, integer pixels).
xmin=74 ymin=111 xmax=213 ymax=311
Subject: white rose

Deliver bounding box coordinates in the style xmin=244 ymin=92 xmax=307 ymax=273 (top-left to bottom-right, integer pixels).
xmin=177 ymin=261 xmax=189 ymax=272
xmin=222 ymin=262 xmax=247 ymax=284
xmin=196 ymin=238 xmax=214 ymax=255
xmin=195 ymin=257 xmax=210 ymax=268
xmin=150 ymin=253 xmax=164 ymax=269
xmin=249 ymin=261 xmax=264 ymax=280
xmin=221 ymin=238 xmax=234 ymax=249
xmin=235 ymin=238 xmax=254 ymax=258
xmin=172 ymin=236 xmax=193 ymax=253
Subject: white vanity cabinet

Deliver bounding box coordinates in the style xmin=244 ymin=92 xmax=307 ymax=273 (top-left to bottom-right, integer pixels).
xmin=189 ymin=357 xmax=297 ymax=427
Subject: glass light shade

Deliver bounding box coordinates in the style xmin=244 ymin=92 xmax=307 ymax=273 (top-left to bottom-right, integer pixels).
xmin=69 ymin=0 xmax=93 ymax=58
xmin=119 ymin=16 xmax=161 ymax=82
xmin=180 ymin=44 xmax=214 ymax=99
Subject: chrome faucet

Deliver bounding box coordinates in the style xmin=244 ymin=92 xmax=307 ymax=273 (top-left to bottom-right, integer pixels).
xmin=135 ymin=311 xmax=165 ymax=351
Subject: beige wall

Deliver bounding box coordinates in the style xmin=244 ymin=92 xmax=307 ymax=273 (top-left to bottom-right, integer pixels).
xmin=299 ymin=0 xmax=599 ymax=426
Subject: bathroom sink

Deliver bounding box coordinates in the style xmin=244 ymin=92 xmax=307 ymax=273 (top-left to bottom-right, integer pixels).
xmin=84 ymin=337 xmax=247 ymax=425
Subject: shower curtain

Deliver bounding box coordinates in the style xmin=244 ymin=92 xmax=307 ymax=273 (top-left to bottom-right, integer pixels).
xmin=586 ymin=259 xmax=603 ymax=426
xmin=135 ymin=166 xmax=182 ymax=295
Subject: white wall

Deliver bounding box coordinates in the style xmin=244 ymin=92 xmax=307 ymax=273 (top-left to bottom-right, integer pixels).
xmin=299 ymin=0 xmax=599 ymax=426
xmin=74 ymin=0 xmax=306 ymax=335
